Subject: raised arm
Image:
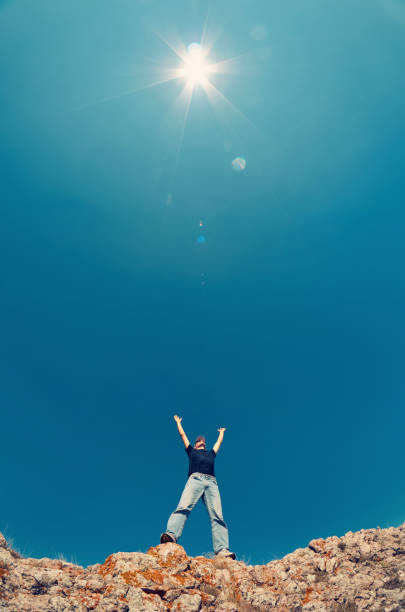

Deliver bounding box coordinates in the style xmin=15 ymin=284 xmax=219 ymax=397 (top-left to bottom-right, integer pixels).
xmin=174 ymin=415 xmax=190 ymax=449
xmin=213 ymin=427 xmax=226 ymax=454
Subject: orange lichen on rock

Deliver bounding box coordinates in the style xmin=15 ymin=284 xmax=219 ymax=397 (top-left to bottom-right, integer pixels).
xmin=227 ymin=574 xmax=243 ymax=602
xmin=311 ymin=539 xmax=326 ymax=551
xmin=120 ymin=570 xmax=142 ymax=587
xmin=104 ymin=584 xmax=116 ymax=596
xmin=171 ymin=572 xmax=191 ymax=585
xmin=302 ymin=586 xmax=314 ymax=604
xmin=199 ymin=591 xmax=214 ymax=604
xmin=142 ymin=568 xmax=166 ymax=585
xmin=155 ymin=555 xmax=178 ymax=569
xmin=147 ymin=545 xmax=188 ymax=570
xmin=99 ymin=554 xmax=117 ymax=577
xmin=121 ymin=567 xmax=167 ymax=587
xmin=76 ymin=588 xmax=102 ymax=606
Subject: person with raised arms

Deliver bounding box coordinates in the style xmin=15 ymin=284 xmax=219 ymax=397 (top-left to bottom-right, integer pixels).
xmin=160 ymin=415 xmax=236 ymax=559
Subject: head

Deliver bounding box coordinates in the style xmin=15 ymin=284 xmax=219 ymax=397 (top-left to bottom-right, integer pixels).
xmin=194 ymin=436 xmax=206 ymax=450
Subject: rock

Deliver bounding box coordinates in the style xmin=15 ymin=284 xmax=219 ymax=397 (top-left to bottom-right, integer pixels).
xmin=0 ymin=549 xmax=13 ymax=567
xmin=171 ymin=592 xmax=202 ymax=611
xmin=0 ymin=523 xmax=404 ymax=611
xmin=126 ymin=586 xmax=167 ymax=611
xmin=215 ymin=604 xmax=238 ymax=612
xmin=164 ymin=588 xmax=183 ymax=601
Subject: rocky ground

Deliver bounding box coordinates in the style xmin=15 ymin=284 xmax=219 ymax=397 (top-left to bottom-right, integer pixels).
xmin=0 ymin=523 xmax=404 ymax=611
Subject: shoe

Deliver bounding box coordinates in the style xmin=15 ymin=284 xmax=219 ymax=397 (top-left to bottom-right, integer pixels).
xmin=215 ymin=549 xmax=236 ymax=560
xmin=160 ymin=532 xmax=176 ymax=544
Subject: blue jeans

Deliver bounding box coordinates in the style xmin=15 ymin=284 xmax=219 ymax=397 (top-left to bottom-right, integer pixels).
xmin=166 ymin=473 xmax=229 ymax=554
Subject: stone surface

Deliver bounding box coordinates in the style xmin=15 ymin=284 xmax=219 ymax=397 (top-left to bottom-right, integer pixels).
xmin=0 ymin=523 xmax=404 ymax=611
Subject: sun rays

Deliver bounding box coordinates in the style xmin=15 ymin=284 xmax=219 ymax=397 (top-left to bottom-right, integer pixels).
xmin=149 ymin=30 xmax=256 ymax=156
xmin=75 ymin=25 xmax=254 ymax=143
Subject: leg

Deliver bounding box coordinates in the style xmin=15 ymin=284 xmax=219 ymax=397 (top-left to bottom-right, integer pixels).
xmin=166 ymin=476 xmax=205 ymax=541
xmin=202 ymin=480 xmax=230 ymax=554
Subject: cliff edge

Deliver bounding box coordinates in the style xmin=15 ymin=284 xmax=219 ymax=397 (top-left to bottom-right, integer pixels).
xmin=0 ymin=523 xmax=404 ymax=611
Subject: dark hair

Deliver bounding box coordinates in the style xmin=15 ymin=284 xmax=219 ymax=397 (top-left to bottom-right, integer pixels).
xmin=195 ymin=436 xmax=206 ymax=445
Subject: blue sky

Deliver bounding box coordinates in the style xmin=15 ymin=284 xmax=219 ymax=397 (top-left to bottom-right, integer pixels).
xmin=1 ymin=0 xmax=404 ymax=566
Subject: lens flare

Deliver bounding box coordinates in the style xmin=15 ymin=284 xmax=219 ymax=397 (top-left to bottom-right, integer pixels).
xmin=231 ymin=157 xmax=247 ymax=172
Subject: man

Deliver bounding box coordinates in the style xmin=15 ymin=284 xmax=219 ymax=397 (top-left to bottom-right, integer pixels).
xmin=160 ymin=415 xmax=236 ymax=559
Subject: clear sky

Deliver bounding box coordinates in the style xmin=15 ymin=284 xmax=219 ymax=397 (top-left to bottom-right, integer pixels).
xmin=1 ymin=0 xmax=404 ymax=567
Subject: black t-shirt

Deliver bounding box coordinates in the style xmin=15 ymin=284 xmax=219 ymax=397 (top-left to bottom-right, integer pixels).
xmin=186 ymin=444 xmax=216 ymax=477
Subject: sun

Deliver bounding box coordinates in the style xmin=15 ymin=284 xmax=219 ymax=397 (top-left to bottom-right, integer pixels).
xmin=78 ymin=28 xmax=256 ymax=159
xmin=179 ymin=43 xmax=212 ymax=88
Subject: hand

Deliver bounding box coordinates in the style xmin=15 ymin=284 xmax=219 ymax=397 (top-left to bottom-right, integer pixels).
xmin=174 ymin=415 xmax=182 ymax=424
xmin=218 ymin=427 xmax=226 ymax=434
